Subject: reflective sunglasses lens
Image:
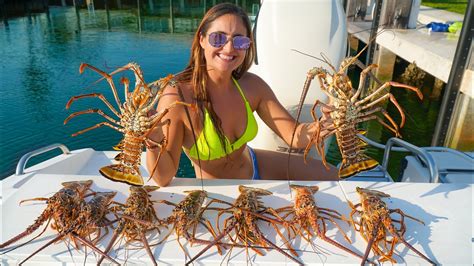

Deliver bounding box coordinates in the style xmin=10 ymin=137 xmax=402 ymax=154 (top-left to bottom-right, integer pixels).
xmin=233 ymin=36 xmax=251 ymax=50
xmin=208 ymin=32 xmax=227 ymax=48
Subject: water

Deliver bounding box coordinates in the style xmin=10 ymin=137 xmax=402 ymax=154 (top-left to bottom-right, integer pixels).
xmin=0 ymin=7 xmax=195 ymax=178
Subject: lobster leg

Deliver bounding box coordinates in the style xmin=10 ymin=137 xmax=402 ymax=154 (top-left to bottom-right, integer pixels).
xmin=357 ymin=107 xmax=401 ymax=137
xmin=148 ymin=119 xmax=171 ymax=180
xmin=64 ymin=108 xmax=120 ymax=125
xmin=389 ymin=81 xmax=424 ymax=99
xmin=359 ymin=93 xmax=407 ymax=128
xmin=304 ymin=123 xmax=322 ymax=163
xmin=356 ymin=81 xmax=422 ymax=108
xmin=390 ymin=229 xmax=436 ymax=265
xmin=199 ymin=219 xmax=225 ymax=254
xmin=18 ymin=197 xmax=49 ymax=205
xmin=319 ymin=229 xmax=371 ymax=263
xmin=390 ymin=209 xmax=425 ymax=225
xmin=264 ymin=211 xmax=298 ymax=257
xmin=361 ymin=222 xmax=380 ymax=266
xmin=315 ymin=128 xmax=337 ymax=166
xmin=186 ymin=220 xmax=237 ymax=265
xmin=120 ymin=76 xmax=130 ymax=103
xmin=65 ymin=93 xmax=120 ymax=117
xmin=70 ymin=122 xmax=124 ymax=137
xmin=351 ymin=64 xmax=378 ymax=102
xmin=156 ymin=199 xmax=177 ymax=207
xmin=18 ymin=234 xmax=63 ymax=266
xmin=355 ymin=115 xmax=400 ymax=137
xmin=140 ymin=231 xmax=157 ymax=266
xmin=258 ymin=230 xmax=303 ymax=265
xmin=96 ymin=223 xmax=124 ymax=265
xmin=145 ymin=101 xmax=191 ymax=128
xmin=72 ymin=232 xmax=120 ymax=265
xmin=79 ymin=63 xmax=123 ymax=109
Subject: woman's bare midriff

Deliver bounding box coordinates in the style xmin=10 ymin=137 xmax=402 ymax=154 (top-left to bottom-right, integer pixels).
xmin=186 ymin=145 xmax=254 ymax=179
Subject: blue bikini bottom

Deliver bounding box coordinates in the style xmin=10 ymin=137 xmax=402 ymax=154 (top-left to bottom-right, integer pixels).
xmin=248 ymin=146 xmax=261 ymax=180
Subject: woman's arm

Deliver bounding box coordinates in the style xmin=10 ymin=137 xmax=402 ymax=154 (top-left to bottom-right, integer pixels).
xmin=251 ymin=74 xmax=324 ymax=149
xmin=146 ymin=84 xmax=186 ymax=187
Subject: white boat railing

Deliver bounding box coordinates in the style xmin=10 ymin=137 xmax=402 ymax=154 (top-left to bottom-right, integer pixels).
xmin=358 ymin=134 xmax=474 ymax=184
xmin=357 ymin=135 xmax=440 ymax=182
xmin=382 ymin=137 xmax=440 ymax=183
xmin=15 ymin=143 xmax=70 ymax=176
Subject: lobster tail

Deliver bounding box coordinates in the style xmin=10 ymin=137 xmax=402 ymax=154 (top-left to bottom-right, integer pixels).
xmin=100 ymin=164 xmax=144 ymax=186
xmin=339 ymin=154 xmax=378 ymax=179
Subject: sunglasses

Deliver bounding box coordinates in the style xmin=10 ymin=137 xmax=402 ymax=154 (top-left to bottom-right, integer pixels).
xmin=208 ymin=32 xmax=251 ymax=50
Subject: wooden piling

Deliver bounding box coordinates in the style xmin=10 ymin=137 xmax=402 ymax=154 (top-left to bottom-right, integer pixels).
xmin=137 ymin=0 xmax=142 ymax=33
xmin=25 ymin=0 xmax=32 ymax=19
xmin=43 ymin=0 xmax=49 ymax=16
xmin=105 ymin=0 xmax=111 ymax=30
xmin=370 ymin=46 xmax=396 ymax=94
xmin=73 ymin=0 xmax=81 ymax=31
xmin=148 ymin=0 xmax=154 ymax=13
xmin=169 ymin=0 xmax=174 ymax=33
xmin=0 ymin=0 xmax=8 ymax=26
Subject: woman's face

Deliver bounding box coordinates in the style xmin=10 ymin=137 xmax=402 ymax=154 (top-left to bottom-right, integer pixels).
xmin=199 ymin=14 xmax=248 ymax=75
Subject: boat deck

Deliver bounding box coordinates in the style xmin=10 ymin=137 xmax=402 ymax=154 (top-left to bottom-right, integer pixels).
xmin=1 ymin=150 xmax=472 ymax=265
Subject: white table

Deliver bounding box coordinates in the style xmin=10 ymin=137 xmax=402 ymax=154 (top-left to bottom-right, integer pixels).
xmin=1 ymin=174 xmax=472 ymax=265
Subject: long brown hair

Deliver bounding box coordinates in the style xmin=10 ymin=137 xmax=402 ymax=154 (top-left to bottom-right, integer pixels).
xmin=177 ymin=3 xmax=255 ymax=157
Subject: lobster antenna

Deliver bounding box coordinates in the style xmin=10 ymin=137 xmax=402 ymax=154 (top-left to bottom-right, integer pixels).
xmin=174 ymin=77 xmax=205 ymax=191
xmin=320 ymin=53 xmax=337 ymax=73
xmin=173 ymin=63 xmax=216 ymax=191
xmin=340 ymin=27 xmax=390 ymax=73
xmin=291 ymin=49 xmax=337 ymax=73
xmin=286 ymin=49 xmax=325 ymax=197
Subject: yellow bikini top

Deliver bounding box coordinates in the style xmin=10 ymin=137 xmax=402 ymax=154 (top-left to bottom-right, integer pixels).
xmin=186 ymin=77 xmax=258 ymax=160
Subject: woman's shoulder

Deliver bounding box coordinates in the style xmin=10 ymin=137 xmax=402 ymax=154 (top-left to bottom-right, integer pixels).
xmin=155 ymin=79 xmax=193 ymax=102
xmin=239 ymin=72 xmax=265 ymax=84
xmin=236 ymin=72 xmax=274 ymax=108
xmin=239 ymin=72 xmax=271 ymax=93
xmin=154 ymin=80 xmax=193 ymax=115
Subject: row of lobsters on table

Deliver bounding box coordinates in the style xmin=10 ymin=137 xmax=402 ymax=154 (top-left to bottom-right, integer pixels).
xmin=1 ymin=180 xmax=435 ymax=265
xmin=2 ymin=44 xmax=434 ymax=264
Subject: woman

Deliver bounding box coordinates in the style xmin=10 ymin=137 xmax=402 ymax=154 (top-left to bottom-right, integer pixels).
xmin=146 ymin=3 xmax=337 ymax=187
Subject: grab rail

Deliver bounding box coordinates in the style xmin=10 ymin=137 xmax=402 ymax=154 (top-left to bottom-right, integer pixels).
xmin=15 ymin=144 xmax=70 ymax=175
xmin=357 ymin=134 xmax=407 ymax=152
xmin=361 ymin=133 xmax=473 ymax=161
xmin=358 ymin=134 xmax=466 ymax=183
xmin=382 ymin=138 xmax=439 ymax=183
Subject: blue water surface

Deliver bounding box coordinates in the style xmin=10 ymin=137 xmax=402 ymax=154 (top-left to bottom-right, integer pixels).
xmin=0 ymin=7 xmax=194 ymax=178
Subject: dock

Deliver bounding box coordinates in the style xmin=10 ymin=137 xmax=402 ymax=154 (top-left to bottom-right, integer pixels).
xmin=347 ymin=5 xmax=472 ymax=97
